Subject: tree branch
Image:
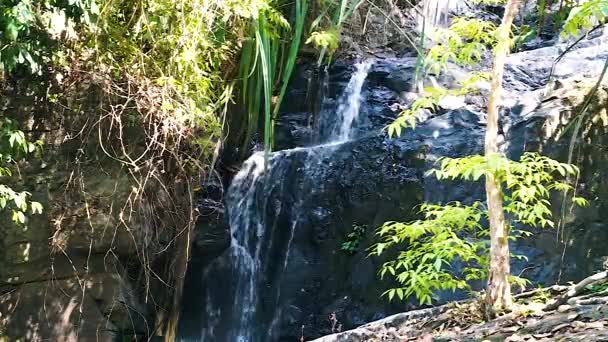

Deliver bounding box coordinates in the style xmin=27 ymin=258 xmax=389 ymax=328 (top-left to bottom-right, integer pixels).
xmin=544 ymin=271 xmax=608 ymax=311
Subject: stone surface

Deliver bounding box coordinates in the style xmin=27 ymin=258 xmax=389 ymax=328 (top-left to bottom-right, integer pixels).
xmin=0 ymin=272 xmax=146 ymax=342
xmin=0 ymin=165 xmax=148 ymax=341
xmin=0 ymin=90 xmax=156 ymax=340
xmin=311 ymin=298 xmax=608 ymax=342
xmin=180 ymin=26 xmax=608 ymax=341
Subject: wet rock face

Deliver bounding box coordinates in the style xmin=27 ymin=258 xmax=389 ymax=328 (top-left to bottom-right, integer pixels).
xmin=182 ymin=109 xmax=489 ymax=340
xmin=180 ymin=137 xmax=428 ymax=341
xmin=267 ymin=110 xmax=491 ymax=340
xmin=180 ymin=30 xmax=608 ymax=341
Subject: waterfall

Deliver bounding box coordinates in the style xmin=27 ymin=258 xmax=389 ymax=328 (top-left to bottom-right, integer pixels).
xmin=332 ymin=60 xmax=373 ymax=142
xmin=194 ymin=59 xmax=373 ymax=342
xmin=225 ymin=154 xmax=266 ymax=342
xmin=417 ymin=0 xmax=466 ymax=31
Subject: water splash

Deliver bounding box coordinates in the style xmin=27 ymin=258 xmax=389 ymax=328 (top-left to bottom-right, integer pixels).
xmin=197 ymin=60 xmax=374 ymax=341
xmin=225 ymin=153 xmax=266 ymax=342
xmin=331 ymin=60 xmax=373 ymax=142
xmin=417 ymin=0 xmax=466 ymax=31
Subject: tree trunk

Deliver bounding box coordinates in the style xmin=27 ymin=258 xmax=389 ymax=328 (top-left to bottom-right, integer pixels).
xmin=484 ymin=0 xmax=521 ymax=318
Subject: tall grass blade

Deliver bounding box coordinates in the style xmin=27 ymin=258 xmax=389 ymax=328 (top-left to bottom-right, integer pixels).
xmin=272 ymin=0 xmax=309 ymax=124
xmin=414 ymin=12 xmax=426 ymax=92
xmin=239 ymin=37 xmax=255 ymax=151
xmin=255 ymin=13 xmax=274 ymax=159
xmin=335 ymin=0 xmax=350 ymax=25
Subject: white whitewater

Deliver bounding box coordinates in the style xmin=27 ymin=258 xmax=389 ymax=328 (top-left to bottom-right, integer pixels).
xmin=417 ymin=0 xmax=466 ymax=31
xmin=201 ymin=59 xmax=373 ymax=341
xmin=333 ymin=60 xmax=374 ymax=142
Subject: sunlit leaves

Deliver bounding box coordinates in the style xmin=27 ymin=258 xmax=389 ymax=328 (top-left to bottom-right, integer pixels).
xmin=0 ymin=184 xmax=42 ymax=224
xmin=386 ymin=92 xmax=441 ymax=137
xmin=387 ymin=71 xmax=490 ymax=138
xmin=425 ymin=18 xmax=497 ymax=75
xmin=30 ymin=201 xmax=43 ymax=214
xmin=460 ymin=71 xmax=491 ymax=94
xmin=572 ymin=196 xmax=589 ymax=207
xmin=562 ymin=0 xmax=608 ymax=38
xmin=0 ymin=120 xmax=44 ymax=224
xmin=0 ymin=0 xmax=98 ymax=74
xmin=373 ymin=202 xmax=487 ymax=305
xmin=375 ymin=153 xmax=587 ymax=304
xmin=429 ymin=152 xmax=586 ymax=228
xmin=305 ymin=0 xmax=361 ymax=62
xmin=387 ymin=111 xmax=415 ymax=137
xmin=306 ymin=29 xmax=340 ymax=52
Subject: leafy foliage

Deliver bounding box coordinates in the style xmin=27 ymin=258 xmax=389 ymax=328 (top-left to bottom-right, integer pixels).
xmin=387 ymin=13 xmax=500 ymax=137
xmin=341 ymin=224 xmax=367 ymax=254
xmin=374 ymin=152 xmax=587 ymax=305
xmin=426 ymin=18 xmax=497 ymax=75
xmin=562 ymin=0 xmax=608 ymax=37
xmin=90 ymin=0 xmax=314 ymax=158
xmin=373 ymin=203 xmax=487 ymax=304
xmin=307 ymin=29 xmax=340 ymax=52
xmin=0 ymin=1 xmax=69 ymax=223
xmin=430 ymin=152 xmax=586 ymax=227
xmin=0 ymin=0 xmax=97 ymax=74
xmin=306 ymin=0 xmax=363 ymax=64
xmin=386 ymin=72 xmax=490 ymax=136
xmin=0 ymin=120 xmax=43 ymax=224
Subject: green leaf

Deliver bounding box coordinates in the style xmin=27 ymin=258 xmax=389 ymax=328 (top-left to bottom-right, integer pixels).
xmin=396 ymin=288 xmax=404 ymax=300
xmin=5 ymin=20 xmax=19 ymax=41
xmin=30 ymin=202 xmax=43 ymax=214
xmin=573 ymin=197 xmax=589 ymax=207
xmin=434 ymin=258 xmax=442 ymax=271
xmin=388 ymin=289 xmax=395 ymax=301
xmin=12 ymin=210 xmax=25 ymax=224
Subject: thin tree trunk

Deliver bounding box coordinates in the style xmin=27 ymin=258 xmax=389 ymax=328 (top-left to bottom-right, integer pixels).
xmin=484 ymin=0 xmax=521 ymax=318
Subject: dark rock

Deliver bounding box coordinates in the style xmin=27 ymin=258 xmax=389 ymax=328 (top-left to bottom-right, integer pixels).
xmin=180 ymin=28 xmax=608 ymax=342
xmin=311 ymin=300 xmax=608 ymax=342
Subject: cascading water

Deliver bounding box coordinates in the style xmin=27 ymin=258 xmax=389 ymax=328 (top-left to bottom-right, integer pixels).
xmin=332 ymin=60 xmax=373 ymax=142
xmin=193 ymin=59 xmax=374 ymax=342
xmin=416 ymin=0 xmax=466 ymax=31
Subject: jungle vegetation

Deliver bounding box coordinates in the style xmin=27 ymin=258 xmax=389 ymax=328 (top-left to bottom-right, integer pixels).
xmin=1 ymin=0 xmax=608 ymax=338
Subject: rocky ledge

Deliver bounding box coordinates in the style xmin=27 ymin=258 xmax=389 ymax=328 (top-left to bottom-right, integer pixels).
xmin=312 ymin=273 xmax=608 ymax=342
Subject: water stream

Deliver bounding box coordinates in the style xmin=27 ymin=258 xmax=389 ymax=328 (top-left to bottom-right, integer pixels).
xmin=194 ymin=60 xmax=374 ymax=342
xmin=333 ymin=60 xmax=373 ymax=142
xmin=416 ymin=0 xmax=466 ymax=31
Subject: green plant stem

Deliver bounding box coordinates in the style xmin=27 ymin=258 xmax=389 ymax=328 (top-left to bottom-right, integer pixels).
xmin=255 ymin=14 xmax=273 ymax=159
xmin=272 ymin=0 xmax=309 ymax=140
